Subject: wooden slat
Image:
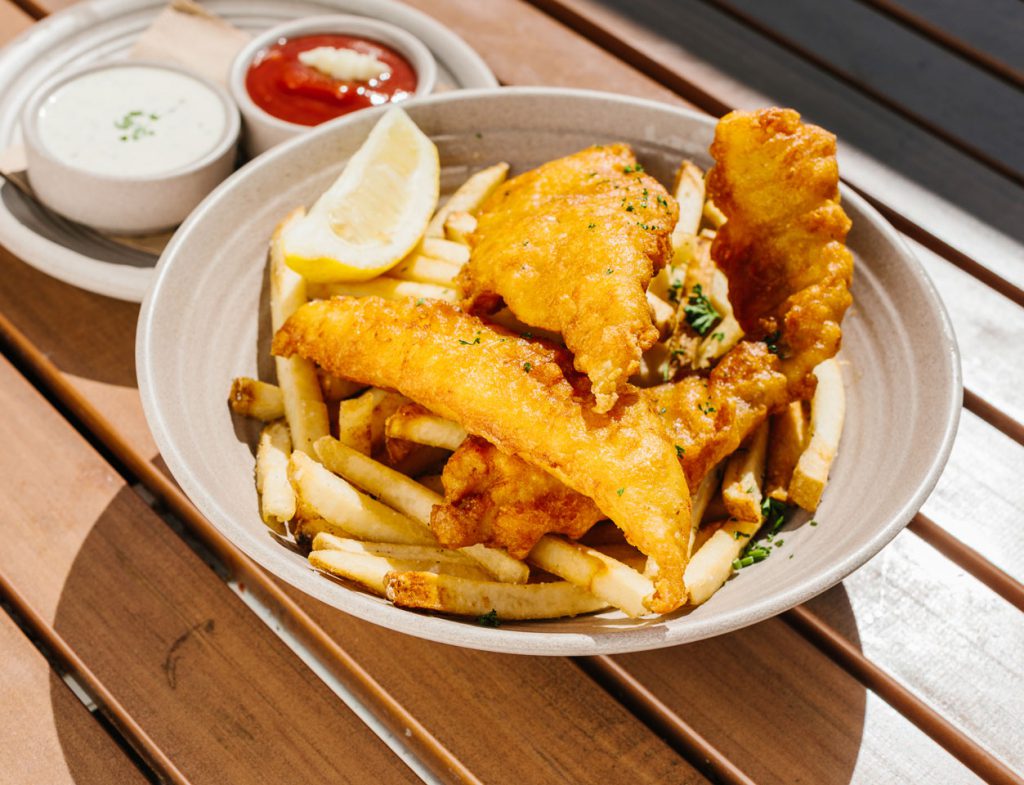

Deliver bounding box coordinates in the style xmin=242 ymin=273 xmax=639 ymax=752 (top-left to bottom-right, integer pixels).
xmin=0 ymin=609 xmax=150 ymax=785
xmin=527 ymin=0 xmax=1024 ymax=299
xmin=607 ymin=620 xmax=983 ymax=785
xmin=853 ymin=0 xmax=1024 ymax=89
xmin=703 ymin=0 xmax=1023 ymax=183
xmin=0 ymin=1 xmax=33 ymax=45
xmin=861 ymin=0 xmax=1024 ymax=77
xmin=0 ymin=352 xmax=421 ymax=785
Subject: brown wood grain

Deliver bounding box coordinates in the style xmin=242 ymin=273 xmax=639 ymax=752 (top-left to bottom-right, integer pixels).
xmin=0 ymin=1 xmax=32 ymax=45
xmin=2 ymin=0 xmax=1023 ymax=782
xmin=0 ymin=352 xmax=419 ymax=785
xmin=0 ymin=610 xmax=151 ymax=785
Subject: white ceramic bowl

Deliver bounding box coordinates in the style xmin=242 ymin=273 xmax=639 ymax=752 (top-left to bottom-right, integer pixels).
xmin=229 ymin=14 xmax=437 ymax=158
xmin=137 ymin=88 xmax=961 ymax=656
xmin=22 ymin=61 xmax=239 ymax=235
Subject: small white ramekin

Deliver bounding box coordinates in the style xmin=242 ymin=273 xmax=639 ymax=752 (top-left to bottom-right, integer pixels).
xmin=229 ymin=14 xmax=437 ymax=158
xmin=22 ymin=60 xmax=240 ymax=236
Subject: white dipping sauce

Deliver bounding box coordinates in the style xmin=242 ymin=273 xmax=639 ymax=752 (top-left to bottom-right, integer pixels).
xmin=36 ymin=65 xmax=228 ymax=178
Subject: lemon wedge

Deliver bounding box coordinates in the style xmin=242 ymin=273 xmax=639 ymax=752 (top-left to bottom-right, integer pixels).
xmin=282 ymin=108 xmax=440 ymax=282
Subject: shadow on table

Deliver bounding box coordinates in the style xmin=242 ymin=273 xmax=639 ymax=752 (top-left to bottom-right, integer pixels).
xmin=0 ymin=247 xmax=140 ymax=388
xmin=589 ymin=0 xmax=1024 ymax=245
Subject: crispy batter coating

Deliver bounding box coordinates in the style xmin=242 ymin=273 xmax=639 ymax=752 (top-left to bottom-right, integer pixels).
xmin=273 ymin=297 xmax=692 ymax=612
xmin=432 ymin=436 xmax=604 ymax=558
xmin=426 ymin=108 xmax=855 ymax=581
xmin=459 ymin=144 xmax=678 ymax=413
xmin=708 ymin=108 xmax=854 ymax=398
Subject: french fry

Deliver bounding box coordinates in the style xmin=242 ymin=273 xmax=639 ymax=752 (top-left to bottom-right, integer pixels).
xmin=288 ymin=452 xmax=435 ymax=545
xmin=270 ymin=209 xmax=330 ymax=454
xmin=313 ymin=437 xmax=529 ymax=583
xmin=528 ymin=535 xmax=654 ymax=617
xmin=690 ymin=461 xmax=725 ymax=548
xmin=425 ymin=162 xmax=509 ymax=237
xmin=229 ymin=377 xmax=284 ymax=421
xmin=385 ymin=571 xmax=608 ymax=620
xmin=307 ymin=278 xmax=458 ymax=303
xmin=293 ymin=514 xmax=353 ymax=546
xmin=671 ymin=160 xmax=705 ymax=245
xmin=646 ymin=291 xmax=675 ymax=337
xmin=418 ymin=237 xmax=470 ymax=266
xmin=311 ymin=534 xmax=493 ymax=582
xmin=389 ymin=254 xmax=460 ymax=286
xmin=766 ymin=401 xmax=810 ymax=502
xmin=790 ymin=359 xmax=845 ymax=511
xmin=684 ymin=519 xmax=762 ymax=606
xmin=255 ymin=421 xmax=295 ymax=529
xmin=309 ymin=549 xmax=399 ymax=594
xmin=384 ymin=405 xmax=467 ymax=451
xmin=337 ymin=388 xmax=410 ymax=456
xmin=443 ymin=210 xmax=477 ymax=245
xmin=702 ymin=199 xmax=727 ymax=229
xmin=722 ymin=421 xmax=770 ymax=521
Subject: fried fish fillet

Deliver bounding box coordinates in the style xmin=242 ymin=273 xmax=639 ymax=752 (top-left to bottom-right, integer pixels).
xmin=459 ymin=144 xmax=679 ymax=413
xmin=431 ymin=108 xmax=854 ymax=568
xmin=708 ymin=107 xmax=854 ymax=399
xmin=433 ymin=436 xmax=604 ymax=559
xmin=273 ymin=297 xmax=692 ymax=612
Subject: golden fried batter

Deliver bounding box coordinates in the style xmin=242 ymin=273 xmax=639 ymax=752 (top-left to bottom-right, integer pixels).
xmin=432 ymin=437 xmax=604 ymax=558
xmin=273 ymin=297 xmax=692 ymax=612
xmin=459 ymin=144 xmax=678 ymax=413
xmin=708 ymin=108 xmax=854 ymax=398
xmin=425 ymin=108 xmax=855 ymax=580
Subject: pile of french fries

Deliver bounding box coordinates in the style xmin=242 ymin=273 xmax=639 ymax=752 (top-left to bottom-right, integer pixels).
xmin=228 ymin=156 xmax=847 ymax=623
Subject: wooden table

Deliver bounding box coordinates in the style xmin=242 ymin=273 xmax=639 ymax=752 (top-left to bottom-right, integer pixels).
xmin=1 ymin=2 xmax=1021 ymax=783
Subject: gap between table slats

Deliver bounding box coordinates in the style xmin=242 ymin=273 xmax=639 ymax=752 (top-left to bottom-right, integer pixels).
xmin=0 ymin=569 xmax=191 ymax=785
xmin=851 ymin=0 xmax=1024 ymax=91
xmin=783 ymin=605 xmax=1024 ymax=785
xmin=574 ymin=656 xmax=758 ymax=785
xmin=0 ymin=311 xmax=483 ymax=785
xmin=523 ymin=0 xmax=1024 ymax=310
xmin=962 ymin=388 xmax=1024 ymax=448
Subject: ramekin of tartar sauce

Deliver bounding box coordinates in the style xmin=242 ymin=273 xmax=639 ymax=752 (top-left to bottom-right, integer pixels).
xmin=22 ymin=61 xmax=240 ymax=235
xmin=229 ymin=15 xmax=436 ymax=157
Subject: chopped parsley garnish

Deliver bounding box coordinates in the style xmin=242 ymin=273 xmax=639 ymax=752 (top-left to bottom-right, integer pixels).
xmin=114 ymin=109 xmax=158 ymax=142
xmin=588 ymin=223 xmax=596 ymax=229
xmin=626 ymin=204 xmax=634 ymax=212
xmin=712 ymin=331 xmax=725 ymax=342
xmin=475 ymin=132 xmax=483 ymax=139
xmin=732 ymin=500 xmax=794 ymax=571
xmin=658 ymin=406 xmax=667 ymax=415
xmin=606 ymin=267 xmax=614 ymax=275
xmin=523 ymin=362 xmax=533 ymax=373
xmin=415 ymin=298 xmax=425 ymax=306
xmin=675 ymin=444 xmax=685 ymax=458
xmin=616 ymin=487 xmax=625 ymax=496
xmin=458 ymin=332 xmax=481 ymax=345
xmin=809 ymin=519 xmax=819 ymax=527
xmin=764 ymin=330 xmax=782 ymax=356
xmin=698 ymin=400 xmax=716 ymax=415
xmin=667 ymin=279 xmax=684 ymax=304
xmin=477 ymin=609 xmax=500 ymax=627
xmin=622 ymin=163 xmax=644 ymax=173
xmin=656 ymin=195 xmax=669 ymax=208
xmin=683 ymin=284 xmax=721 ymax=336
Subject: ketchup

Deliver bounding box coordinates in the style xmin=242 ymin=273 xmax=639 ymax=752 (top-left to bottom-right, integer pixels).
xmin=245 ymin=34 xmax=418 ymax=126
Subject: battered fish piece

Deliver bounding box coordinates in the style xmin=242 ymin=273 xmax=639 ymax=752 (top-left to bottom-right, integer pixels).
xmin=459 ymin=144 xmax=679 ymax=413
xmin=431 ymin=108 xmax=854 ymax=568
xmin=708 ymin=108 xmax=854 ymax=399
xmin=273 ymin=297 xmax=692 ymax=612
xmin=433 ymin=437 xmax=604 ymax=559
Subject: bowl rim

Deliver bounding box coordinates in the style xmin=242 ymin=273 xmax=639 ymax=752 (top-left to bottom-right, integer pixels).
xmin=137 ymin=86 xmax=963 ymax=655
xmin=21 ymin=59 xmax=240 ymax=184
xmin=228 ymin=13 xmax=438 ymax=136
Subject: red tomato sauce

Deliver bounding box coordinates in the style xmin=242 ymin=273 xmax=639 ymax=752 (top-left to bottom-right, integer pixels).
xmin=245 ymin=34 xmax=418 ymax=126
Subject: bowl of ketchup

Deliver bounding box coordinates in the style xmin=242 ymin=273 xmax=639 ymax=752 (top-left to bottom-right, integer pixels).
xmin=230 ymin=15 xmax=436 ymax=157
